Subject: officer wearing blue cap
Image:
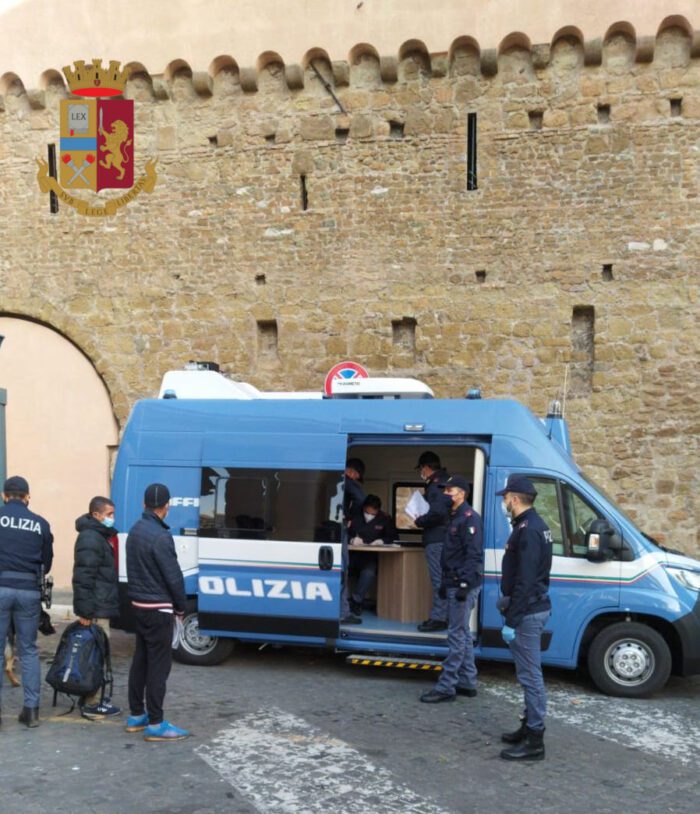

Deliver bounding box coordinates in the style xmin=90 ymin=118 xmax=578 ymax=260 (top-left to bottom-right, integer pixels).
xmin=420 ymin=474 xmax=483 ymax=703
xmin=496 ymin=474 xmax=553 ymax=761
xmin=0 ymin=476 xmax=54 ymax=728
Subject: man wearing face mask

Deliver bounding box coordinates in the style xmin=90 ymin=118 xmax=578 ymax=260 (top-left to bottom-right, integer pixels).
xmin=496 ymin=475 xmax=553 ymax=761
xmin=71 ymin=496 xmax=121 ymax=718
xmin=420 ymin=475 xmax=483 ymax=703
xmin=347 ymin=495 xmax=395 ymax=616
xmin=414 ymin=452 xmax=451 ymax=632
xmin=125 ymin=483 xmax=188 ymax=741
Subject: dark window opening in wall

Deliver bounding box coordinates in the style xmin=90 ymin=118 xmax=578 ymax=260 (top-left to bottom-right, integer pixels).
xmin=475 ymin=270 xmax=487 ymax=283
xmin=47 ymin=144 xmax=59 ymax=214
xmin=467 ymin=112 xmax=477 ymax=190
xmin=335 ymin=127 xmax=349 ymax=144
xmin=208 ymin=135 xmax=218 ymax=146
xmin=570 ymin=306 xmax=595 ymax=397
xmin=257 ymin=320 xmax=278 ymax=357
xmin=392 ymin=317 xmax=417 ymax=356
xmin=300 ymin=175 xmax=309 ymax=211
xmin=255 ymin=274 xmax=266 ymax=286
xmin=528 ymin=111 xmax=543 ymax=131
xmin=597 ymin=104 xmax=611 ymax=124
xmin=389 ymin=121 xmax=405 ymax=139
xmin=601 ymin=264 xmax=614 ymax=281
xmin=265 ymin=133 xmax=276 ymax=144
xmin=670 ymin=98 xmax=682 ymax=117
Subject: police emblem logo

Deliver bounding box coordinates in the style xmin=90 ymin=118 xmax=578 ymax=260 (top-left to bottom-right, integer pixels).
xmin=36 ymin=60 xmax=157 ymax=217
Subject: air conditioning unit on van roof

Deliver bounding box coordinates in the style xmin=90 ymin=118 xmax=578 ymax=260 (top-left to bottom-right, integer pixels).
xmin=158 ymin=367 xmax=434 ymax=400
xmin=329 ymin=377 xmax=433 ymax=399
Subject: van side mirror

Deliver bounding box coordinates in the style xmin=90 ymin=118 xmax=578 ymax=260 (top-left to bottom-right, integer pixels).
xmin=586 ymin=519 xmax=622 ymax=562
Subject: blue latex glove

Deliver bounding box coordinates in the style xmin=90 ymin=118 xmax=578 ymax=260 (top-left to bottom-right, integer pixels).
xmin=501 ymin=625 xmax=516 ymax=644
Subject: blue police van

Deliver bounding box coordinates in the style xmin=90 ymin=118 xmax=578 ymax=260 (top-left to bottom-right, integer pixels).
xmin=111 ymin=363 xmax=700 ymax=698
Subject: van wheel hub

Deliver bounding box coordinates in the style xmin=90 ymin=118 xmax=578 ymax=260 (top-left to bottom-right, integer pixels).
xmin=605 ymin=640 xmax=654 ymax=684
xmin=181 ymin=614 xmax=218 ymax=656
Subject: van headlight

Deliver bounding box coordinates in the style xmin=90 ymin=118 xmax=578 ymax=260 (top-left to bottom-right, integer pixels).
xmin=667 ymin=568 xmax=700 ymax=592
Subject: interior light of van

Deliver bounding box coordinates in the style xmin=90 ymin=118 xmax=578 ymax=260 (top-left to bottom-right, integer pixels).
xmin=667 ymin=567 xmax=700 ymax=592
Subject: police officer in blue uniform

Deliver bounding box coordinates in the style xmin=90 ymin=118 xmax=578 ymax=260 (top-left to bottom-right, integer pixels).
xmin=340 ymin=458 xmax=366 ymax=624
xmin=496 ymin=474 xmax=553 ymax=761
xmin=347 ymin=495 xmax=395 ymax=617
xmin=414 ymin=452 xmax=451 ymax=632
xmin=0 ymin=476 xmax=54 ymax=727
xmin=420 ymin=475 xmax=483 ymax=703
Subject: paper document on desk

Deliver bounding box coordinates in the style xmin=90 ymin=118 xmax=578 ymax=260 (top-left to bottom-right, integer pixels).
xmin=404 ymin=490 xmax=430 ymax=521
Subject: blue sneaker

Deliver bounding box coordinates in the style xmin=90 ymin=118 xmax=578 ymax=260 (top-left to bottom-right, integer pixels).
xmin=125 ymin=713 xmax=149 ymax=733
xmin=81 ymin=700 xmax=121 ymax=720
xmin=143 ymin=720 xmax=190 ymax=742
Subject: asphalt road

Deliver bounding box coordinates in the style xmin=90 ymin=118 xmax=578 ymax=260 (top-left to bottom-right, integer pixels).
xmin=1 ymin=623 xmax=699 ymax=814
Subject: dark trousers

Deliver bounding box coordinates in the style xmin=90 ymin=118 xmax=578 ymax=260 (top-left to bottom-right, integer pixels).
xmin=128 ymin=609 xmax=173 ymax=725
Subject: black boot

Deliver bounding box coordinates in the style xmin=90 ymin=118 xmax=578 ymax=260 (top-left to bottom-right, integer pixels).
xmin=500 ymin=727 xmax=545 ymax=761
xmin=501 ymin=717 xmax=527 ymax=744
xmin=18 ymin=707 xmax=40 ymax=728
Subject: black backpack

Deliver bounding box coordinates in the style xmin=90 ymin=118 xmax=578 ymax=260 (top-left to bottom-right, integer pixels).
xmin=45 ymin=622 xmax=113 ymax=715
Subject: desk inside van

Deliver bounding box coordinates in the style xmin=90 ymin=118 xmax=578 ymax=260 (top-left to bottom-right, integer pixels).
xmin=349 ymin=544 xmax=432 ymax=623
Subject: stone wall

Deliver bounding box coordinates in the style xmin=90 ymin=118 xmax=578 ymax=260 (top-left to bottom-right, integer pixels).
xmin=0 ymin=18 xmax=698 ymax=552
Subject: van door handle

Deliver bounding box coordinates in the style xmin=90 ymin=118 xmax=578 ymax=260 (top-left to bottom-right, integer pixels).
xmin=318 ymin=546 xmax=334 ymax=570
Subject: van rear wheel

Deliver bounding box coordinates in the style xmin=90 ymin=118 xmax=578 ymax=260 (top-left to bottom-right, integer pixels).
xmin=587 ymin=622 xmax=671 ymax=697
xmin=174 ymin=608 xmax=235 ymax=666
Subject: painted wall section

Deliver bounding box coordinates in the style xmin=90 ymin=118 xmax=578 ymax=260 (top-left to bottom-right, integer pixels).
xmin=0 ymin=318 xmax=119 ymax=588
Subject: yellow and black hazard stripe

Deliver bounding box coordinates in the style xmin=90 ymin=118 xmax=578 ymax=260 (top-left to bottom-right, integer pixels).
xmin=346 ymin=655 xmax=442 ymax=671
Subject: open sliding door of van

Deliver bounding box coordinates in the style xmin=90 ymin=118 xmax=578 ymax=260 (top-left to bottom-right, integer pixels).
xmin=196 ymin=431 xmax=346 ymax=645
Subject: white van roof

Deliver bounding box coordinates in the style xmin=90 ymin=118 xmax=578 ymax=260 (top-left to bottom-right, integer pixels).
xmin=158 ymin=366 xmax=433 ymax=400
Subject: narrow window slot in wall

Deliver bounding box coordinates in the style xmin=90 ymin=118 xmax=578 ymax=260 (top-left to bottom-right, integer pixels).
xmin=300 ymin=175 xmax=309 ymax=211
xmin=257 ymin=320 xmax=278 ymax=357
xmin=389 ymin=121 xmax=404 ymax=139
xmin=47 ymin=144 xmax=58 ymax=214
xmin=467 ymin=112 xmax=477 ymax=190
xmin=335 ymin=127 xmax=349 ymax=144
xmin=670 ymin=98 xmax=682 ymax=117
xmin=475 ymin=270 xmax=487 ymax=283
xmin=208 ymin=135 xmax=218 ymax=146
xmin=528 ymin=111 xmax=543 ymax=131
xmin=392 ymin=317 xmax=417 ymax=356
xmin=601 ymin=264 xmax=614 ymax=281
xmin=570 ymin=306 xmax=595 ymax=397
xmin=597 ymin=104 xmax=611 ymax=124
xmin=255 ymin=274 xmax=266 ymax=286
xmin=265 ymin=133 xmax=276 ymax=144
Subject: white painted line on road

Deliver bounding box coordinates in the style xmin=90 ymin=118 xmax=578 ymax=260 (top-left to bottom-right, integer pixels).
xmin=195 ymin=708 xmax=450 ymax=814
xmin=486 ymin=682 xmax=700 ymax=765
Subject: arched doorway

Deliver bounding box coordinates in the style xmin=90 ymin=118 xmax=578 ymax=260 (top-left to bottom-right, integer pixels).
xmin=0 ymin=316 xmax=119 ymax=589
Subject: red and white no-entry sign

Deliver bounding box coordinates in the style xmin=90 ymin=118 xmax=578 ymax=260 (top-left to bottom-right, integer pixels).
xmin=323 ymin=361 xmax=369 ymax=396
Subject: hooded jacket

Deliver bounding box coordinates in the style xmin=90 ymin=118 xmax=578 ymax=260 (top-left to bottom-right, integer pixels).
xmin=72 ymin=513 xmax=119 ymax=619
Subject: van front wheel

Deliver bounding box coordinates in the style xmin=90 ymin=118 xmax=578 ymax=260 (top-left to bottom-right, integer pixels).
xmin=587 ymin=622 xmax=671 ymax=697
xmin=174 ymin=609 xmax=235 ymax=666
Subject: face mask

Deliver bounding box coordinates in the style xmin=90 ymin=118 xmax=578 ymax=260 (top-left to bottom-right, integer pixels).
xmin=363 ymin=512 xmax=376 ymax=523
xmin=102 ymin=516 xmax=115 ymax=529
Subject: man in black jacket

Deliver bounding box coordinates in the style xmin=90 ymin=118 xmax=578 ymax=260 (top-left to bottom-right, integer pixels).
xmin=420 ymin=475 xmax=483 ymax=703
xmin=72 ymin=496 xmax=121 ymax=718
xmin=0 ymin=476 xmax=53 ymax=728
xmin=414 ymin=452 xmax=451 ymax=632
xmin=125 ymin=483 xmax=189 ymax=741
xmin=347 ymin=495 xmax=395 ymax=616
xmin=496 ymin=474 xmax=553 ymax=761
